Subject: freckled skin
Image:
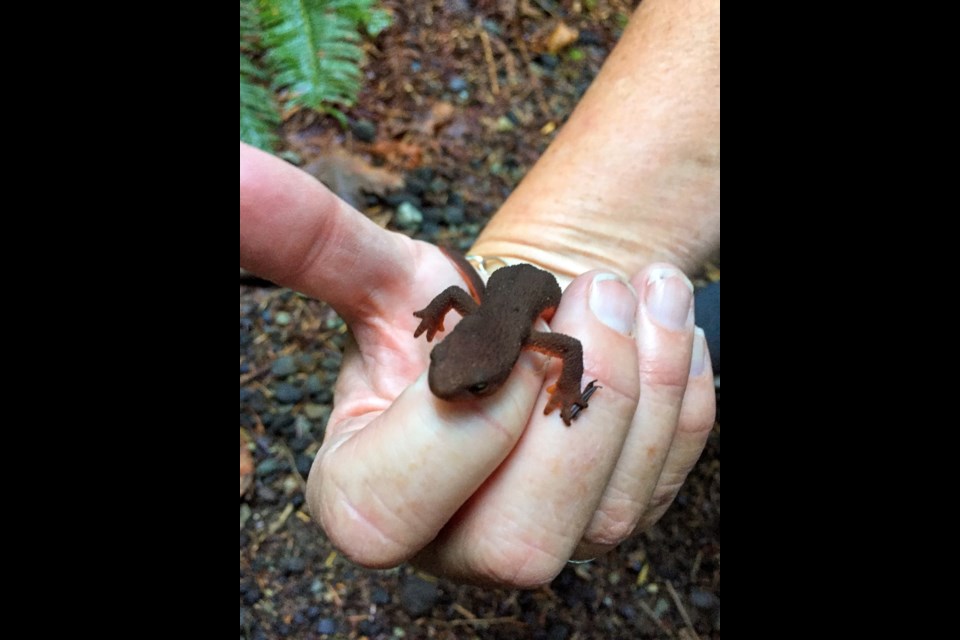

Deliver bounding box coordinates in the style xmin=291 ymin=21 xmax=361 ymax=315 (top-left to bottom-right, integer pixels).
xmin=413 ymin=254 xmax=599 ymax=425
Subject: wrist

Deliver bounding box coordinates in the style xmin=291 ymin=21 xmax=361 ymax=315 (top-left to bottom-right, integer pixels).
xmin=471 ymin=176 xmax=718 ymax=280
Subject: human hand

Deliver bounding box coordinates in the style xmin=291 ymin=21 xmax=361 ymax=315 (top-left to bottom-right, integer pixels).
xmin=240 ymin=142 xmax=716 ymax=587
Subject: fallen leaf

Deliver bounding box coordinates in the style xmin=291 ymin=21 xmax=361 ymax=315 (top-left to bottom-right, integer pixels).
xmin=302 ymin=146 xmax=404 ymax=209
xmin=415 ymin=101 xmax=456 ymax=135
xmin=368 ymin=211 xmax=393 ymax=228
xmin=240 ymin=434 xmax=254 ymax=498
xmin=545 ymin=21 xmax=579 ymax=54
xmin=369 ymin=140 xmax=424 ymax=170
xmin=497 ymin=0 xmax=517 ymax=18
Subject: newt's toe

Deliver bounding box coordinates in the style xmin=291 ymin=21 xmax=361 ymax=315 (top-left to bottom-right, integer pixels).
xmin=544 ymin=380 xmax=600 ymax=426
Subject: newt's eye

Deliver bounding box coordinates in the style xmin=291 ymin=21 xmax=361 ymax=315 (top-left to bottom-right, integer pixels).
xmin=468 ymin=382 xmax=488 ymax=395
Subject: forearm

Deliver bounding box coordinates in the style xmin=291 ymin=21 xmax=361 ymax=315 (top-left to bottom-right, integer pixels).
xmin=471 ymin=0 xmax=720 ymax=278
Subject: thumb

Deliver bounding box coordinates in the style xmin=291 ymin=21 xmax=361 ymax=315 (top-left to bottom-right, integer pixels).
xmin=239 ymin=142 xmax=413 ymax=322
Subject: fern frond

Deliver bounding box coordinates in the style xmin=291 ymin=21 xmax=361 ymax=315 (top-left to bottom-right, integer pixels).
xmin=258 ymin=0 xmax=368 ymax=110
xmin=240 ymin=53 xmax=281 ymax=151
xmin=240 ymin=0 xmax=261 ymax=52
xmin=325 ymin=0 xmax=391 ymax=35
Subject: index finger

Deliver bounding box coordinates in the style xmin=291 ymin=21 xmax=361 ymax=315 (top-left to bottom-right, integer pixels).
xmin=239 ymin=142 xmax=415 ymax=321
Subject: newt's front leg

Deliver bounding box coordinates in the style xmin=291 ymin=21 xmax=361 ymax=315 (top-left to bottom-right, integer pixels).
xmin=413 ymin=286 xmax=480 ymax=342
xmin=524 ymin=331 xmax=600 ymax=425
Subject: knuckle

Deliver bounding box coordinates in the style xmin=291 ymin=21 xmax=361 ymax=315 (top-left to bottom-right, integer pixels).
xmin=473 ymin=540 xmax=568 ymax=589
xmin=583 ymin=500 xmax=642 ymax=547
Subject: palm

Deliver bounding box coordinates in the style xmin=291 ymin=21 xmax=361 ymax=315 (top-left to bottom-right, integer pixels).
xmin=321 ymin=240 xmax=463 ymax=437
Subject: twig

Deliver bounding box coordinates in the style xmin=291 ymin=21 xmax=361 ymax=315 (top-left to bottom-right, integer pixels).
xmin=637 ymin=600 xmax=675 ymax=638
xmin=476 ymin=17 xmax=500 ymax=96
xmin=513 ymin=25 xmax=553 ymax=120
xmin=240 ymin=363 xmax=272 ymax=387
xmin=666 ymin=580 xmax=701 ymax=640
xmin=276 ymin=440 xmax=307 ymax=492
xmin=448 ymin=616 xmax=526 ymax=627
xmin=451 ymin=603 xmax=477 ymax=620
xmin=532 ymin=0 xmax=561 ymax=18
xmin=690 ymin=550 xmax=703 ymax=582
xmin=488 ymin=31 xmax=520 ymax=88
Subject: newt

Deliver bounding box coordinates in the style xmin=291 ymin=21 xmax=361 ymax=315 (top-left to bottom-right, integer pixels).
xmin=413 ymin=251 xmax=599 ymax=425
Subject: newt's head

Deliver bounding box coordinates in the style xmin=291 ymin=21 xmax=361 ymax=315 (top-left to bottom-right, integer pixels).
xmin=427 ymin=320 xmax=517 ymax=402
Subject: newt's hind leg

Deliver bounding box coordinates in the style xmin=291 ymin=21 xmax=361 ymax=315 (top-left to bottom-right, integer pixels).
xmin=525 ymin=331 xmax=600 ymax=425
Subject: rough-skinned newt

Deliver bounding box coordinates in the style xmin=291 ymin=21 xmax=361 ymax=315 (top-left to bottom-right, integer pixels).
xmin=413 ymin=250 xmax=599 ymax=425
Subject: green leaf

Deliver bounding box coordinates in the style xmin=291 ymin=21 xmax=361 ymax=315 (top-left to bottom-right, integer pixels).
xmin=364 ymin=8 xmax=392 ymax=36
xmin=240 ymin=53 xmax=281 ymax=150
xmin=258 ymin=0 xmax=369 ymax=111
xmin=241 ymin=0 xmax=390 ymax=146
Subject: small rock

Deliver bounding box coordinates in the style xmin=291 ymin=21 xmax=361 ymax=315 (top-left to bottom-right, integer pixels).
xmin=495 ymin=116 xmax=515 ymax=132
xmin=305 ymin=374 xmax=323 ymax=395
xmin=690 ymin=587 xmax=718 ymax=609
xmin=321 ymin=355 xmax=342 ymax=371
xmin=422 ymin=207 xmax=445 ymax=224
xmin=248 ymin=392 xmax=268 ymax=413
xmin=271 ymin=356 xmax=298 ymax=377
xmin=316 ymin=618 xmax=337 ymax=635
xmin=537 ymin=53 xmax=559 ymax=69
xmin=578 ymin=30 xmax=603 ymax=46
xmin=358 ymin=619 xmax=382 ymax=636
xmin=294 ymin=414 xmax=312 ymax=435
xmin=287 ymin=436 xmax=313 ymax=453
xmin=547 ymin=624 xmax=569 ymax=640
xmin=404 ymin=176 xmax=429 ymax=196
xmin=274 ymin=383 xmax=303 ymax=404
xmin=274 ymin=311 xmax=292 ymax=326
xmin=283 ymin=556 xmax=307 ymax=574
xmin=255 ymin=457 xmax=283 ymax=476
xmin=420 ymin=221 xmax=440 ymax=239
xmin=296 ymin=453 xmax=314 ymax=477
xmin=653 ymin=598 xmax=670 ymax=617
xmin=443 ymin=205 xmax=465 ymax=225
xmin=243 ymin=587 xmax=262 ymax=605
xmin=400 ymin=575 xmax=438 ymax=617
xmin=256 ymin=485 xmax=278 ymax=503
xmin=350 ymin=119 xmax=377 ymax=142
xmin=306 ymin=606 xmax=322 ymax=620
xmin=291 ymin=492 xmax=305 ymax=508
xmin=269 ymin=412 xmax=295 ymax=435
xmin=412 ymin=166 xmax=435 ymax=182
xmin=303 ymin=403 xmax=326 ymax=420
xmin=295 ymin=353 xmax=316 ymax=371
xmin=383 ymin=191 xmax=422 ymax=209
xmin=482 ymin=18 xmax=502 ymax=36
xmin=371 ymin=586 xmax=390 ymax=604
xmin=429 ymin=176 xmax=449 ymax=194
xmin=448 ymin=76 xmax=468 ymax=92
xmin=396 ymin=202 xmax=424 ymax=230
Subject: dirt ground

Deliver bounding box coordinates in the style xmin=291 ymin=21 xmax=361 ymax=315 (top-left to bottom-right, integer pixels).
xmin=241 ymin=2 xmax=720 ymax=638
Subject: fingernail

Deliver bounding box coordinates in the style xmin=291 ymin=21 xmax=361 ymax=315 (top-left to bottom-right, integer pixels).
xmin=690 ymin=327 xmax=707 ymax=376
xmin=644 ymin=267 xmax=694 ymax=331
xmin=589 ymin=273 xmax=637 ymax=335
